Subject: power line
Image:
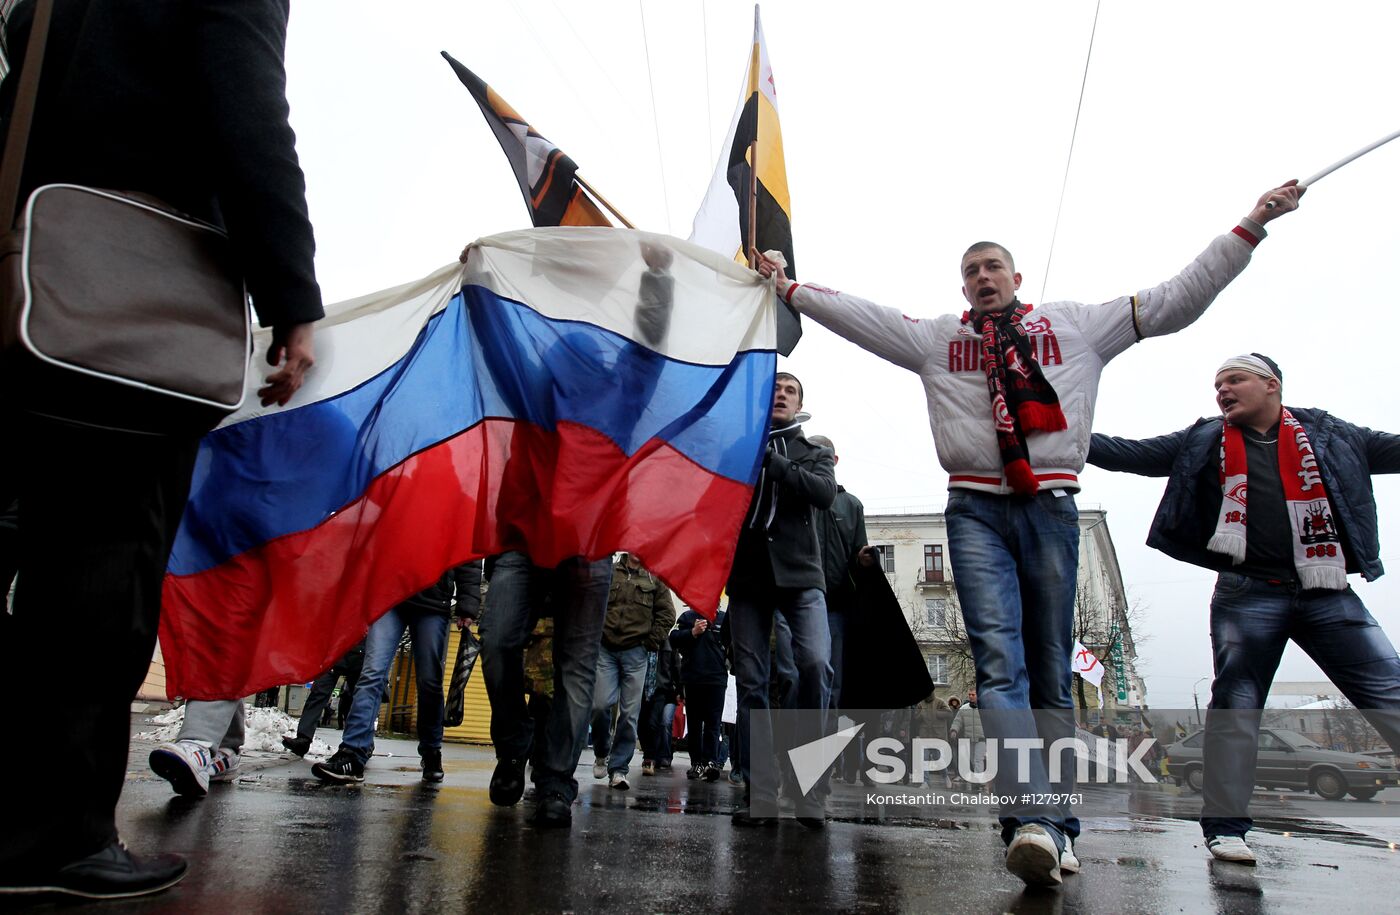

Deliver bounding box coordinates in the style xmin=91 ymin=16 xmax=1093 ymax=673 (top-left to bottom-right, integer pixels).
xmin=1039 ymin=0 xmax=1101 ymax=305
xmin=637 ymin=0 xmax=674 ymax=234
xmin=701 ymin=0 xmax=714 ymax=162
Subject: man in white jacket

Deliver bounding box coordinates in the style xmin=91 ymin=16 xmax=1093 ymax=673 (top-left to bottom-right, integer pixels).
xmin=752 ymin=181 xmax=1302 ymax=887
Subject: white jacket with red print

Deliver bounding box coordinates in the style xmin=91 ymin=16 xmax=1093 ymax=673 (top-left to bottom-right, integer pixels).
xmin=787 ymin=224 xmax=1265 ymax=495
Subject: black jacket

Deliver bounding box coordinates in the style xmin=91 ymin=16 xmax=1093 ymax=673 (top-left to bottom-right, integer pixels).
xmin=651 ymin=638 xmax=681 ymax=703
xmin=669 ymin=609 xmax=728 ymax=687
xmin=818 ymin=486 xmax=868 ymax=611
xmin=1 ymin=0 xmax=323 ymax=328
xmin=1088 ymin=408 xmax=1400 ymax=581
xmin=727 ymin=426 xmax=837 ymax=594
xmin=400 ymin=561 xmax=484 ymax=619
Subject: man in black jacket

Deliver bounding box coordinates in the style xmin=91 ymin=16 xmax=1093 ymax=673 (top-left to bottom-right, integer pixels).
xmin=807 ymin=435 xmax=878 ymax=712
xmin=1088 ymin=353 xmax=1400 ymax=865
xmin=0 ymin=0 xmax=322 ymax=899
xmin=727 ymin=372 xmax=837 ymax=826
xmin=671 ymin=607 xmax=730 ymax=780
xmin=312 ymin=562 xmax=482 ymax=784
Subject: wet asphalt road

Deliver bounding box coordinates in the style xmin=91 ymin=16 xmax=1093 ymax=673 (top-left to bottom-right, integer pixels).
xmin=12 ymin=718 xmax=1400 ymax=914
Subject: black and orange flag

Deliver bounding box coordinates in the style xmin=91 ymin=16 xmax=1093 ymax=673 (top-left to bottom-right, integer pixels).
xmin=442 ymin=51 xmax=613 ymax=228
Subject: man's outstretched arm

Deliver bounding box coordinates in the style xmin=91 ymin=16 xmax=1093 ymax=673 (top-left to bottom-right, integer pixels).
xmin=1078 ymin=181 xmax=1305 ymax=362
xmin=1087 ymin=428 xmax=1193 ymax=477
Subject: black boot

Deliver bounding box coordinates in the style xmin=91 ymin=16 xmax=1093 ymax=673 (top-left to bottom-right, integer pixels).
xmin=282 ymin=734 xmax=312 ymax=757
xmin=422 ymin=747 xmax=445 ymax=782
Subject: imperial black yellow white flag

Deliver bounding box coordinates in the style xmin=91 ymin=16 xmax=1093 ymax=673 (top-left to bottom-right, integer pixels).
xmin=442 ymin=51 xmax=612 ymax=228
xmin=689 ymin=5 xmax=801 ymax=354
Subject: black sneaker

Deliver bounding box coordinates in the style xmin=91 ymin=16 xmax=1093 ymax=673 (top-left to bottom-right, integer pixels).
xmin=702 ymin=763 xmax=722 ymax=782
xmin=489 ymin=757 xmax=528 ymax=806
xmin=281 ymin=735 xmax=312 ymax=758
xmin=686 ymin=765 xmax=701 ymax=780
xmin=0 ymin=840 xmax=187 ymax=900
xmin=530 ymin=791 xmax=573 ymax=828
xmin=311 ymin=748 xmax=365 ymax=784
xmin=421 ymin=748 xmax=445 ymax=783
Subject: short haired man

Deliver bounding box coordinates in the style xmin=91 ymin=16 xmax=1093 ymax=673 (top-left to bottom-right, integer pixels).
xmin=1088 ymin=353 xmax=1400 ymax=865
xmin=728 ymin=372 xmax=837 ymax=827
xmin=752 ymin=182 xmax=1302 ymax=885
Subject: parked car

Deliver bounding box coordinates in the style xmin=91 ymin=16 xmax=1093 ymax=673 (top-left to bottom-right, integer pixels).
xmin=1165 ymin=727 xmax=1400 ymax=801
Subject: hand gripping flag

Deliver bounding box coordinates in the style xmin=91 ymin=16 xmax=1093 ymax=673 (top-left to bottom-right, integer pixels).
xmin=160 ymin=229 xmax=776 ymax=700
xmin=689 ymin=5 xmax=800 ymax=354
xmin=442 ymin=51 xmax=616 ymax=228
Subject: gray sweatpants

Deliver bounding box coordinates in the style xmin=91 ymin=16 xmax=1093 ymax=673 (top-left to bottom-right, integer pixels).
xmin=175 ymin=699 xmax=245 ymax=753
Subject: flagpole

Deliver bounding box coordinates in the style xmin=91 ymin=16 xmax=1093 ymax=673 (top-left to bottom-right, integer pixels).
xmin=575 ymin=175 xmax=636 ymax=229
xmin=745 ymin=6 xmax=761 ymax=268
xmin=747 ymin=140 xmax=759 ymax=268
xmin=1265 ymin=126 xmax=1400 ymax=209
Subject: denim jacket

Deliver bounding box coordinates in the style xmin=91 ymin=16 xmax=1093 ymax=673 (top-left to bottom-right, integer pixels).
xmin=1088 ymin=408 xmax=1400 ymax=581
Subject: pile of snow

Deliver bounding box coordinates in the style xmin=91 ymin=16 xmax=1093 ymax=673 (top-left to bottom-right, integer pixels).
xmin=136 ymin=705 xmax=335 ymax=758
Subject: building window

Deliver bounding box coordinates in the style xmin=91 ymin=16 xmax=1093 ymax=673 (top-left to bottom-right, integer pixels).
xmin=926 ymin=653 xmax=949 ymax=686
xmin=923 ymin=544 xmax=944 ymax=581
xmin=924 ymin=598 xmax=946 ymax=628
xmin=874 ymin=544 xmax=894 ymax=573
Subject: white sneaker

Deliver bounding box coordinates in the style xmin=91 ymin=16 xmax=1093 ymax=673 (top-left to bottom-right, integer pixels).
xmin=149 ymin=740 xmax=213 ymax=797
xmin=609 ymin=771 xmax=630 ymax=791
xmin=593 ymin=757 xmax=608 ymax=779
xmin=1060 ymin=836 xmax=1080 ymax=874
xmin=208 ymin=748 xmax=241 ymax=782
xmin=1206 ymin=834 xmax=1256 ymax=865
xmin=1005 ymin=825 xmax=1063 ymax=887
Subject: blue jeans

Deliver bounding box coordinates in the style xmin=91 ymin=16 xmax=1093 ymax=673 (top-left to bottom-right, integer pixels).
xmin=772 ymin=611 xmax=799 ymax=710
xmin=945 ymin=489 xmax=1080 ymax=849
xmin=591 ymin=644 xmax=648 ymax=775
xmin=729 ymin=586 xmax=831 ymax=808
xmin=1202 ymin=572 xmax=1400 ymax=838
xmin=341 ymin=604 xmax=449 ymax=765
xmin=480 ymin=552 xmax=610 ymax=802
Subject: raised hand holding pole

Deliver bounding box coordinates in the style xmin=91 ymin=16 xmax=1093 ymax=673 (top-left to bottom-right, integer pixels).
xmin=1265 ymin=127 xmax=1400 ymax=208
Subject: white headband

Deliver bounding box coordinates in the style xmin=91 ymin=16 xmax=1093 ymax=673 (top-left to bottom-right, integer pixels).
xmin=1216 ymin=354 xmax=1278 ymax=382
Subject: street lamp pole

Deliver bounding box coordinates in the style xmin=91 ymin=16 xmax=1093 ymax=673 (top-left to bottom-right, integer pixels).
xmin=1192 ymin=676 xmax=1211 ymax=727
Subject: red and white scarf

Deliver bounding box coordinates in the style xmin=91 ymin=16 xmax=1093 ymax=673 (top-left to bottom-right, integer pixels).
xmin=961 ymin=301 xmax=1066 ymax=496
xmin=1209 ymin=408 xmax=1347 ymax=590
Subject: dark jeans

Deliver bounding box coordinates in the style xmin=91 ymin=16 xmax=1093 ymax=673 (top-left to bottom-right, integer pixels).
xmin=480 ymin=552 xmax=610 ymax=802
xmin=298 ymin=650 xmax=365 ymax=741
xmin=1202 ymin=572 xmax=1400 ymax=838
xmin=729 ymin=586 xmax=831 ymax=808
xmin=638 ymin=693 xmax=674 ymax=764
xmin=685 ymin=682 xmax=726 ymax=765
xmin=0 ymin=414 xmax=199 ymax=874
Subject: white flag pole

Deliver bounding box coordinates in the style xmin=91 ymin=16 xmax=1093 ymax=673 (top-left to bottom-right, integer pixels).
xmin=1266 ymin=126 xmax=1400 ymax=208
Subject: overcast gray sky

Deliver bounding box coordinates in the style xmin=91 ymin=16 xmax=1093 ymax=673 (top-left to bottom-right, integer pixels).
xmin=283 ymin=1 xmax=1400 ymax=709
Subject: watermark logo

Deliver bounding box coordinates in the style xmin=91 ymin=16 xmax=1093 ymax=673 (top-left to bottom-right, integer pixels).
xmin=787 ymin=723 xmax=864 ymax=795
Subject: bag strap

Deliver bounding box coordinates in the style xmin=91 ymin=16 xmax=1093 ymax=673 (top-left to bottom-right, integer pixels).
xmin=0 ymin=0 xmax=56 ymax=228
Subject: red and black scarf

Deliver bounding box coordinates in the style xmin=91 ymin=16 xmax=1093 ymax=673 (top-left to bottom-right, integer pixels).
xmin=963 ymin=301 xmax=1066 ymax=495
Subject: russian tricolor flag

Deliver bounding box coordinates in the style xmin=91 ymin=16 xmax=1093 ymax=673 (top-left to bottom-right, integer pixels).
xmin=160 ymin=228 xmax=776 ymax=700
